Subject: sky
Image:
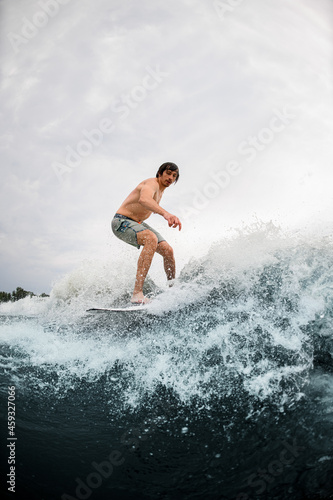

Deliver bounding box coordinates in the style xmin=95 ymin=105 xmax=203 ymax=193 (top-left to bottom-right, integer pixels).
xmin=0 ymin=0 xmax=333 ymax=293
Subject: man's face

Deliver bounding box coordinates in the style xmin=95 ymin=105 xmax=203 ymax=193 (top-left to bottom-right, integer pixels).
xmin=160 ymin=169 xmax=178 ymax=187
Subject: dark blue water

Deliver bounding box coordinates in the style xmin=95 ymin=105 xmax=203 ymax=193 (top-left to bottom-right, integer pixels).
xmin=1 ymin=227 xmax=333 ymax=499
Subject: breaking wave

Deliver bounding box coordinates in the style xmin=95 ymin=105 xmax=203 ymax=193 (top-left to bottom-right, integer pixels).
xmin=1 ymin=222 xmax=332 ymax=414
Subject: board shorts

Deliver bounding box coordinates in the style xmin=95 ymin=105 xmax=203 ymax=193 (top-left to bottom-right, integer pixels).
xmin=111 ymin=213 xmax=166 ymax=249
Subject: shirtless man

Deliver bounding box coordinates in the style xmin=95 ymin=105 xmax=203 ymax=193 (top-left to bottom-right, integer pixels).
xmin=111 ymin=162 xmax=182 ymax=304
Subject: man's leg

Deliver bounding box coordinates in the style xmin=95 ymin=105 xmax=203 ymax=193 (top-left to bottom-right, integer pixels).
xmin=156 ymin=241 xmax=176 ymax=282
xmin=132 ymin=230 xmax=158 ymax=303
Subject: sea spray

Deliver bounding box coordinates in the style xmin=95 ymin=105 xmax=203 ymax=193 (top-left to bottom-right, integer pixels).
xmin=1 ymin=223 xmax=331 ymax=411
xmin=1 ymin=223 xmax=333 ymax=499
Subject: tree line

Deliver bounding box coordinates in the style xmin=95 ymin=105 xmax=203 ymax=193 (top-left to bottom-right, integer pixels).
xmin=0 ymin=287 xmax=49 ymax=303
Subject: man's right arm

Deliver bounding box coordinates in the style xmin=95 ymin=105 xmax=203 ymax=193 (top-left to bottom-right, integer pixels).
xmin=138 ymin=184 xmax=182 ymax=230
xmin=138 ymin=184 xmax=166 ymax=216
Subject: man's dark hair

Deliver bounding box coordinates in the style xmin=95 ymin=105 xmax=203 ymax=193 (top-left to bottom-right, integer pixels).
xmin=156 ymin=162 xmax=180 ymax=183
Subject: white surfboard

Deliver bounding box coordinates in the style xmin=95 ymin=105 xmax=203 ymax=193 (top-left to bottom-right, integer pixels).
xmin=86 ymin=305 xmax=149 ymax=313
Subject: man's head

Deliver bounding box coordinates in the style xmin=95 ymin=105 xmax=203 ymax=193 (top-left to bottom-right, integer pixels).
xmin=156 ymin=162 xmax=179 ymax=184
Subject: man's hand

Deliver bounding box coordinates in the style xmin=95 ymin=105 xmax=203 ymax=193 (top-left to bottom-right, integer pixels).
xmin=163 ymin=212 xmax=182 ymax=230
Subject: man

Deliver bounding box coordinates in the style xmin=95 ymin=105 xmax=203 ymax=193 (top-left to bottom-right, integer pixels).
xmin=111 ymin=162 xmax=182 ymax=304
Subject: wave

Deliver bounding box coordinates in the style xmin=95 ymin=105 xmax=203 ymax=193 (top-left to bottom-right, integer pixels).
xmin=1 ymin=222 xmax=332 ymax=413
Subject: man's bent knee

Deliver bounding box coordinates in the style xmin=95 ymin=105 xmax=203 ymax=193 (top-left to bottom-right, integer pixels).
xmin=137 ymin=230 xmax=158 ymax=249
xmin=157 ymin=241 xmax=174 ymax=257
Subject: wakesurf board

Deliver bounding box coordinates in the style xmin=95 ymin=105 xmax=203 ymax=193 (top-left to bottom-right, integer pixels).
xmin=86 ymin=305 xmax=149 ymax=313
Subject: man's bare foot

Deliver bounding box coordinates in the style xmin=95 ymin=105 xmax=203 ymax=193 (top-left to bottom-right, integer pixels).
xmin=131 ymin=293 xmax=151 ymax=304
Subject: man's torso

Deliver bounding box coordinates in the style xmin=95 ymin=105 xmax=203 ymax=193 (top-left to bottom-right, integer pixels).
xmin=116 ymin=178 xmax=162 ymax=222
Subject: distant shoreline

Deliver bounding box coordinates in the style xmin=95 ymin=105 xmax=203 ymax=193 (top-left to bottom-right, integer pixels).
xmin=0 ymin=287 xmax=50 ymax=303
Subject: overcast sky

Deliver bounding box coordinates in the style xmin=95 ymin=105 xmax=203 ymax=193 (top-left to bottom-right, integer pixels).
xmin=1 ymin=0 xmax=332 ymax=293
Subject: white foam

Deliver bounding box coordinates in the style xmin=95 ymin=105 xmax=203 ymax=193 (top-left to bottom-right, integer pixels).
xmin=1 ymin=222 xmax=332 ymax=408
xmin=0 ymin=295 xmax=49 ymax=316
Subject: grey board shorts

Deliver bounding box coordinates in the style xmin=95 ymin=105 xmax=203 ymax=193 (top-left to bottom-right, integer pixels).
xmin=111 ymin=213 xmax=166 ymax=249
